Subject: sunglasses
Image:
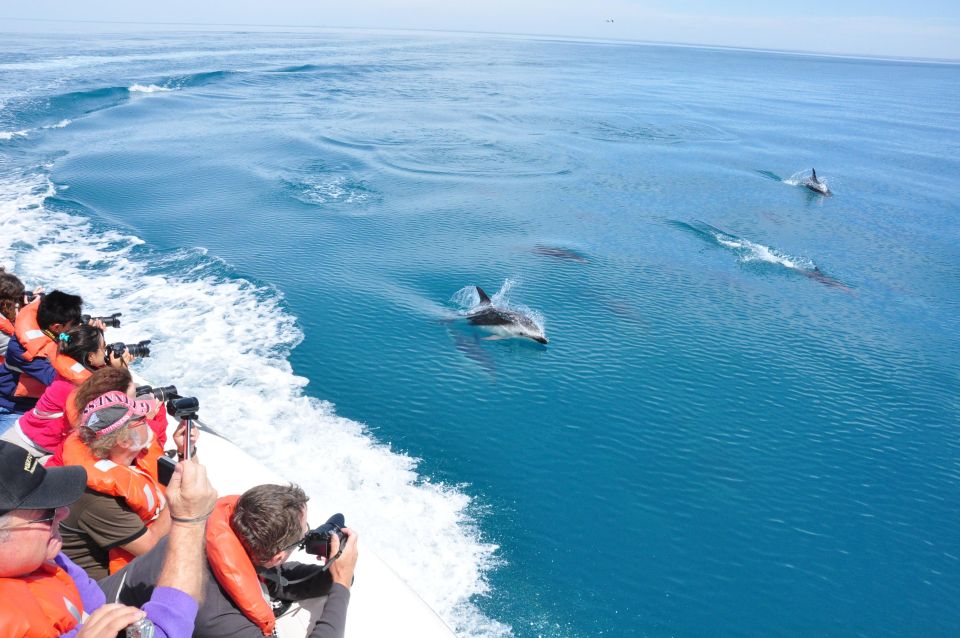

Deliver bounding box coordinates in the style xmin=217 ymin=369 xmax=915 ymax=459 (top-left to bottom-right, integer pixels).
xmin=1 ymin=508 xmax=57 ymax=530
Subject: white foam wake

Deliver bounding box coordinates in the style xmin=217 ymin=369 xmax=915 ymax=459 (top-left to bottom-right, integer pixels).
xmin=128 ymin=84 xmax=174 ymax=93
xmin=1 ymin=120 xmax=72 ymax=141
xmin=0 ymin=129 xmax=30 ymax=140
xmin=713 ymin=233 xmax=814 ymax=271
xmin=0 ymin=168 xmax=510 ymax=638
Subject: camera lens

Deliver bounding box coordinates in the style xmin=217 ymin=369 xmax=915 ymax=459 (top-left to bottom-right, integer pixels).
xmin=167 ymin=396 xmax=199 ymax=419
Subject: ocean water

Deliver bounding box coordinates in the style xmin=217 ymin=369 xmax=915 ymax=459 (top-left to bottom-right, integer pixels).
xmin=2 ymin=30 xmax=959 ymax=637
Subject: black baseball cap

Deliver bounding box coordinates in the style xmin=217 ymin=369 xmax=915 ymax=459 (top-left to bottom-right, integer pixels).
xmin=0 ymin=441 xmax=87 ymax=514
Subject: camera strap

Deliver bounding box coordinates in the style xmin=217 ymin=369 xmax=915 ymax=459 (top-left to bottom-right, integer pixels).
xmin=257 ymin=565 xmax=325 ymax=588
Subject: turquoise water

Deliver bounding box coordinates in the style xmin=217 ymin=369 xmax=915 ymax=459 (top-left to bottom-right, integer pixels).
xmin=2 ymin=31 xmax=959 ymax=637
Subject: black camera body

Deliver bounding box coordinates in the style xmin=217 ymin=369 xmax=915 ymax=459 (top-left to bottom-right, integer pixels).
xmin=303 ymin=514 xmax=347 ymax=559
xmin=83 ymin=312 xmax=122 ymax=328
xmin=107 ymin=339 xmax=151 ymax=359
xmin=167 ymin=396 xmax=199 ymax=420
xmin=136 ymin=384 xmax=179 ymax=402
xmin=24 ymin=291 xmax=44 ymax=302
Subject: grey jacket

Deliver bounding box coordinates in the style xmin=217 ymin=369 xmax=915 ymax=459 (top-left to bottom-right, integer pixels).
xmin=99 ymin=537 xmax=350 ymax=638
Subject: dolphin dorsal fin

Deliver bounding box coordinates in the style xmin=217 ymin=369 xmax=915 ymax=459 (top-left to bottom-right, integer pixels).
xmin=812 ymin=168 xmax=818 ymax=181
xmin=476 ymin=286 xmax=493 ymax=305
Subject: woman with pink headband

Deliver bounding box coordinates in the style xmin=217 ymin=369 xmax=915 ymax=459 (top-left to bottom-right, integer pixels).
xmin=58 ymin=391 xmax=198 ymax=579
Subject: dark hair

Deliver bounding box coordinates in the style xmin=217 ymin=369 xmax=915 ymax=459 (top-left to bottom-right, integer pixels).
xmin=231 ymin=484 xmax=309 ymax=564
xmin=0 ymin=269 xmax=26 ymax=323
xmin=72 ymin=367 xmax=133 ymax=426
xmin=37 ymin=290 xmax=83 ymax=332
xmin=58 ymin=324 xmax=104 ymax=369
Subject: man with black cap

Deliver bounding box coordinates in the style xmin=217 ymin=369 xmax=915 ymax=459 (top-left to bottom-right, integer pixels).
xmin=0 ymin=440 xmax=217 ymax=637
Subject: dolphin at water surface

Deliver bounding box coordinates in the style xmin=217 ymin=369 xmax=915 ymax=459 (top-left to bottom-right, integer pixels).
xmin=463 ymin=286 xmax=548 ymax=344
xmin=802 ymin=168 xmax=831 ymax=196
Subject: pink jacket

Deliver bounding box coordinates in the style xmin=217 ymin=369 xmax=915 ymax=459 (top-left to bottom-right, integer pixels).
xmin=18 ymin=374 xmax=76 ymax=452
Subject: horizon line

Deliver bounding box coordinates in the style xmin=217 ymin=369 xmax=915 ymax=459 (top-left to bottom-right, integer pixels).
xmin=3 ymin=15 xmax=959 ymax=65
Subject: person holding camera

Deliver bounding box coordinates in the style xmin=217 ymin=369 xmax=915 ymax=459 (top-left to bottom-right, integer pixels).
xmin=100 ymin=483 xmax=359 ymax=638
xmin=0 ymin=439 xmax=218 ymax=638
xmin=0 ymin=289 xmax=85 ymax=433
xmin=0 ymin=269 xmax=30 ymax=432
xmin=1 ymin=324 xmax=133 ymax=462
xmin=59 ymin=391 xmax=197 ymax=579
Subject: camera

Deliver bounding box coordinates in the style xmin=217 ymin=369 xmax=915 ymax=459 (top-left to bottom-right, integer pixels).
xmin=23 ymin=291 xmax=44 ymax=302
xmin=82 ymin=312 xmax=122 ymax=328
xmin=126 ymin=617 xmax=155 ymax=638
xmin=107 ymin=339 xmax=151 ymax=359
xmin=167 ymin=396 xmax=199 ymax=420
xmin=302 ymin=514 xmax=347 ymax=559
xmin=136 ymin=384 xmax=179 ymax=402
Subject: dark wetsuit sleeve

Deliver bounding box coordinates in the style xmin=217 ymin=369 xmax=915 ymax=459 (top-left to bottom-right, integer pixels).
xmin=308 ymin=584 xmax=350 ymax=638
xmin=271 ymin=561 xmax=334 ymax=600
xmin=268 ymin=563 xmax=349 ymax=638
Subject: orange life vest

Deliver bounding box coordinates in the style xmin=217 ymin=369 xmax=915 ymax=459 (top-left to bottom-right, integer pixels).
xmin=61 ymin=433 xmax=167 ymax=573
xmin=0 ymin=314 xmax=14 ymax=367
xmin=205 ymin=496 xmax=276 ymax=636
xmin=8 ymin=300 xmax=88 ymax=396
xmin=14 ymin=299 xmax=56 ymax=362
xmin=0 ymin=560 xmax=84 ymax=638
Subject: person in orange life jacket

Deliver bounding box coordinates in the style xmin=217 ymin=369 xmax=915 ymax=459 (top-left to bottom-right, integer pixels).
xmin=0 ymin=439 xmax=219 ymax=638
xmin=46 ymin=367 xmax=169 ymax=468
xmin=59 ymin=391 xmax=198 ymax=580
xmin=0 ymin=290 xmax=88 ymax=431
xmin=0 ymin=268 xmax=27 ymax=364
xmin=101 ymin=483 xmax=359 ymax=638
xmin=0 ymin=269 xmax=39 ymax=434
xmin=2 ymin=324 xmax=133 ymax=462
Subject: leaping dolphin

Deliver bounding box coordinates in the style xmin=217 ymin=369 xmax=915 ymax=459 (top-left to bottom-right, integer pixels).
xmin=464 ymin=286 xmax=548 ymax=344
xmin=802 ymin=168 xmax=831 ymax=196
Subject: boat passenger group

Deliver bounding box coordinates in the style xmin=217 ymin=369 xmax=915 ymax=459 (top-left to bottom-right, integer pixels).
xmin=0 ymin=268 xmax=359 ymax=638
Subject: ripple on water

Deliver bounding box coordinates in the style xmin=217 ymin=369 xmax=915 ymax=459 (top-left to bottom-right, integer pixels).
xmin=589 ymin=114 xmax=738 ymax=144
xmin=369 ymin=128 xmax=574 ymax=179
xmin=282 ymin=162 xmax=380 ymax=210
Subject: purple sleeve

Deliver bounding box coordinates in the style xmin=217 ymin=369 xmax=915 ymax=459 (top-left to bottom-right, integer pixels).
xmin=141 ymin=587 xmax=199 ymax=638
xmin=55 ymin=554 xmax=197 ymax=638
xmin=56 ymin=553 xmax=106 ymax=638
xmin=56 ymin=553 xmax=107 ymax=612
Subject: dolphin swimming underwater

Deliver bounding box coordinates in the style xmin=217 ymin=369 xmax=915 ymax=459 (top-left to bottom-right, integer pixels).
xmin=802 ymin=168 xmax=831 ymax=196
xmin=463 ymin=286 xmax=548 ymax=344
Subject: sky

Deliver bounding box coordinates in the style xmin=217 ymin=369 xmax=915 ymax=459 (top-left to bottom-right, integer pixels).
xmin=3 ymin=0 xmax=960 ymax=60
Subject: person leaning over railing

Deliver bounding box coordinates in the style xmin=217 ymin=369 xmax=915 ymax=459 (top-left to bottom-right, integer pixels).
xmin=47 ymin=367 xmax=170 ymax=467
xmin=59 ymin=391 xmax=197 ymax=579
xmin=0 ymin=269 xmax=27 ymax=369
xmin=0 ymin=440 xmax=217 ymax=638
xmin=0 ymin=270 xmax=38 ymax=433
xmin=100 ymin=483 xmax=359 ymax=638
xmin=0 ymin=290 xmax=86 ymax=433
xmin=2 ymin=324 xmax=131 ymax=463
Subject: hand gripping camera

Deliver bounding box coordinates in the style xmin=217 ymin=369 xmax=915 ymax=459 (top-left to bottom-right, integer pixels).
xmin=82 ymin=312 xmax=122 ymax=328
xmin=106 ymin=339 xmax=151 ymax=359
xmin=136 ymin=384 xmax=179 ymax=402
xmin=302 ymin=513 xmax=348 ymax=568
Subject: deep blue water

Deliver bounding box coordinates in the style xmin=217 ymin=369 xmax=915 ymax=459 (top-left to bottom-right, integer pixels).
xmin=2 ymin=30 xmax=959 ymax=637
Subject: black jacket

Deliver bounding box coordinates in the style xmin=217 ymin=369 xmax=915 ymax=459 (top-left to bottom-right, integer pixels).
xmin=99 ymin=537 xmax=350 ymax=638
